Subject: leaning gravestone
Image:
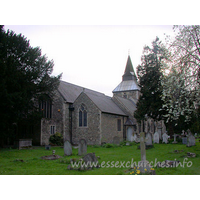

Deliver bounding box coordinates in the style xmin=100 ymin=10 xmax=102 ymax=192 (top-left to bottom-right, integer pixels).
xmin=113 ymin=136 xmax=120 ymax=145
xmin=78 ymin=139 xmax=87 ymax=155
xmin=187 ymin=133 xmax=195 ymax=147
xmin=146 ymin=133 xmax=152 ymax=146
xmin=162 ymin=132 xmax=169 ymax=144
xmin=64 ymin=140 xmax=72 ymax=156
xmin=153 ymin=132 xmax=159 ymax=144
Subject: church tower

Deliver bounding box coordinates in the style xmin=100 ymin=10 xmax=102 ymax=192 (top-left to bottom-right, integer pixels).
xmin=112 ymin=55 xmax=140 ymax=103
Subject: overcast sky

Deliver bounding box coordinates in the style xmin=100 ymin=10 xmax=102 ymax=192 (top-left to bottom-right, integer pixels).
xmin=4 ymin=25 xmax=177 ymax=96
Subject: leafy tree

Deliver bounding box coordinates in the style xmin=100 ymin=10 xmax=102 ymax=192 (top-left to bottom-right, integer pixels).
xmin=0 ymin=26 xmax=61 ymax=144
xmin=161 ymin=25 xmax=200 ymax=133
xmin=170 ymin=25 xmax=199 ymax=98
xmin=134 ymin=37 xmax=168 ymax=123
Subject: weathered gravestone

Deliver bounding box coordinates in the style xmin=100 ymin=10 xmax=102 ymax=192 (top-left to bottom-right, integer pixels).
xmin=146 ymin=133 xmax=152 ymax=146
xmin=153 ymin=132 xmax=159 ymax=144
xmin=78 ymin=139 xmax=87 ymax=155
xmin=172 ymin=134 xmax=178 ymax=144
xmin=140 ymin=132 xmax=146 ymax=162
xmin=64 ymin=140 xmax=72 ymax=156
xmin=113 ymin=136 xmax=120 ymax=145
xmin=133 ymin=133 xmax=137 ymax=142
xmin=157 ymin=121 xmax=162 ymax=140
xmin=82 ymin=153 xmax=99 ymax=169
xmin=162 ymin=132 xmax=169 ymax=144
xmin=182 ymin=137 xmax=187 ymax=145
xmin=187 ymin=132 xmax=195 ymax=147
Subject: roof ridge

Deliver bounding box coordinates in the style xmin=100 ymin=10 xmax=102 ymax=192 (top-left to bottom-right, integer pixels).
xmin=59 ymin=80 xmax=105 ymax=96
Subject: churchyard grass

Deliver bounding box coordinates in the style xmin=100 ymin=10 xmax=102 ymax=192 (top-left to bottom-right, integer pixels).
xmin=0 ymin=140 xmax=200 ymax=175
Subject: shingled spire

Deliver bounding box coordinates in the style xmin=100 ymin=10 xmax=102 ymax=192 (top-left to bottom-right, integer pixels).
xmin=112 ymin=55 xmax=140 ymax=95
xmin=122 ymin=55 xmax=137 ymax=81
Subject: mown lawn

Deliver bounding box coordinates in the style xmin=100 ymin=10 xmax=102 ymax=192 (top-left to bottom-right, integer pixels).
xmin=0 ymin=140 xmax=200 ymax=175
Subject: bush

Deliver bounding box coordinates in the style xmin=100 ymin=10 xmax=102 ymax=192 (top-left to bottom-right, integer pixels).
xmin=49 ymin=132 xmax=63 ymax=146
xmin=102 ymin=143 xmax=114 ymax=148
xmin=120 ymin=140 xmax=135 ymax=146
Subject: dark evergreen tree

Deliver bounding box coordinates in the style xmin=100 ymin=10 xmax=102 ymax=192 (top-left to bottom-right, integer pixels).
xmin=0 ymin=26 xmax=62 ymax=145
xmin=134 ymin=37 xmax=167 ymax=122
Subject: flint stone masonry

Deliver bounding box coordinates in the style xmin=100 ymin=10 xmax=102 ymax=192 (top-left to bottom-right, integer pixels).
xmin=72 ymin=92 xmax=102 ymax=145
xmin=113 ymin=136 xmax=120 ymax=145
xmin=41 ymin=90 xmax=64 ymax=145
xmin=101 ymin=113 xmax=124 ymax=144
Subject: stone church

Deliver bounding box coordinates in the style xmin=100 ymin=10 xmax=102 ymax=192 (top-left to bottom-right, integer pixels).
xmin=37 ymin=55 xmax=165 ymax=146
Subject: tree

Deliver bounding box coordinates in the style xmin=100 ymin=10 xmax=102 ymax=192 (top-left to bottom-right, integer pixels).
xmin=170 ymin=25 xmax=199 ymax=102
xmin=0 ymin=26 xmax=62 ymax=144
xmin=134 ymin=37 xmax=168 ymax=122
xmin=161 ymin=25 xmax=200 ymax=133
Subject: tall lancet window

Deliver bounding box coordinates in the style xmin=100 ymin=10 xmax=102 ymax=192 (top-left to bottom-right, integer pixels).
xmin=79 ymin=104 xmax=87 ymax=127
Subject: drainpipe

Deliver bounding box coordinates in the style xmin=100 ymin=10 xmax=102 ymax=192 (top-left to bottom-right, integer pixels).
xmin=123 ymin=116 xmax=126 ymax=141
xmin=69 ymin=104 xmax=74 ymax=144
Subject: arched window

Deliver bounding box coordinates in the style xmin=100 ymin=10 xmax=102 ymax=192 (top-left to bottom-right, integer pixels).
xmin=39 ymin=95 xmax=52 ymax=118
xmin=79 ymin=104 xmax=87 ymax=127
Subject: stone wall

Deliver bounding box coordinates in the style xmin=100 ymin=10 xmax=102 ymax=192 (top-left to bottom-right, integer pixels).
xmin=101 ymin=113 xmax=125 ymax=144
xmin=40 ymin=90 xmax=64 ymax=145
xmin=72 ymin=92 xmax=101 ymax=145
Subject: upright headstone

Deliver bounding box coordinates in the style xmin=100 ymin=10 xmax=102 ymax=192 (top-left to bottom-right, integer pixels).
xmin=187 ymin=131 xmax=195 ymax=147
xmin=162 ymin=132 xmax=169 ymax=144
xmin=182 ymin=137 xmax=187 ymax=145
xmin=172 ymin=134 xmax=178 ymax=144
xmin=64 ymin=140 xmax=72 ymax=156
xmin=153 ymin=132 xmax=159 ymax=144
xmin=113 ymin=136 xmax=120 ymax=145
xmin=150 ymin=120 xmax=154 ymax=134
xmin=146 ymin=133 xmax=152 ymax=146
xmin=133 ymin=133 xmax=137 ymax=142
xmin=157 ymin=121 xmax=162 ymax=140
xmin=140 ymin=132 xmax=146 ymax=162
xmin=78 ymin=139 xmax=87 ymax=155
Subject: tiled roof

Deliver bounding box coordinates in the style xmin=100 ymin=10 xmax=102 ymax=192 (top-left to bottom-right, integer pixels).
xmin=86 ymin=92 xmax=127 ymax=116
xmin=114 ymin=96 xmax=137 ymax=114
xmin=58 ymin=80 xmax=104 ymax=103
xmin=58 ymin=80 xmax=127 ymax=116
